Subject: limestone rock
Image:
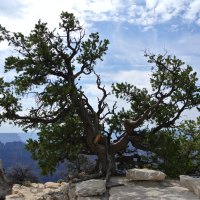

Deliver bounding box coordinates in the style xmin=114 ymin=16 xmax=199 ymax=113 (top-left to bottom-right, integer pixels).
xmin=126 ymin=168 xmax=166 ymax=181
xmin=12 ymin=184 xmax=22 ymax=194
xmin=6 ymin=182 xmax=69 ymax=200
xmin=77 ymin=197 xmax=102 ymax=200
xmin=5 ymin=175 xmax=200 ymax=199
xmin=5 ymin=194 xmax=25 ymax=200
xmin=68 ymin=185 xmax=76 ymax=200
xmin=109 ymin=179 xmax=199 ymax=200
xmin=180 ymin=175 xmax=194 ymax=191
xmin=60 ymin=182 xmax=70 ymax=193
xmin=44 ymin=182 xmax=61 ymax=188
xmin=30 ymin=183 xmax=45 ymax=189
xmin=75 ymin=179 xmax=106 ymax=197
xmin=180 ymin=175 xmax=200 ymax=197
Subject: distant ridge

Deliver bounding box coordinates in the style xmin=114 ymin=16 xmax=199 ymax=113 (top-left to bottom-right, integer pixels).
xmin=0 ymin=133 xmax=21 ymax=144
xmin=0 ymin=132 xmax=38 ymax=143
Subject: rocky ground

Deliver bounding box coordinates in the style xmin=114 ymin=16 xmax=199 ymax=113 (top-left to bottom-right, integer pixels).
xmin=1 ymin=155 xmax=200 ymax=199
xmin=4 ymin=169 xmax=200 ymax=200
xmin=109 ymin=177 xmax=199 ymax=200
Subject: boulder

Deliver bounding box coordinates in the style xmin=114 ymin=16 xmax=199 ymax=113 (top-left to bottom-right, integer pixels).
xmin=126 ymin=168 xmax=166 ymax=181
xmin=180 ymin=175 xmax=200 ymax=197
xmin=75 ymin=179 xmax=106 ymax=197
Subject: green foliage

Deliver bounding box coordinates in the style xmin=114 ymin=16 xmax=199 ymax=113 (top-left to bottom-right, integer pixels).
xmin=0 ymin=11 xmax=109 ymax=130
xmin=110 ymin=53 xmax=200 ymax=177
xmin=26 ymin=115 xmax=84 ymax=175
xmin=0 ymin=11 xmax=200 ymax=178
xmin=143 ymin=118 xmax=200 ymax=178
xmin=0 ymin=12 xmax=109 ymax=175
xmin=67 ymin=154 xmax=95 ymax=176
xmin=112 ymin=53 xmax=200 ymax=128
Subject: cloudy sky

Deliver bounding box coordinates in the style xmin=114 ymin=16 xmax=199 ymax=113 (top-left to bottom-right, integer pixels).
xmin=0 ymin=0 xmax=200 ymax=133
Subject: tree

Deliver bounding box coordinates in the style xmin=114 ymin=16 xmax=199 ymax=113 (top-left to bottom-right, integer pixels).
xmin=0 ymin=12 xmax=200 ymax=179
xmin=67 ymin=154 xmax=96 ymax=177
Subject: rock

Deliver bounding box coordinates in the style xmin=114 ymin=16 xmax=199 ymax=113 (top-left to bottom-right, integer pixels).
xmin=126 ymin=168 xmax=166 ymax=181
xmin=5 ymin=176 xmax=200 ymax=199
xmin=13 ymin=185 xmax=36 ymax=200
xmin=60 ymin=182 xmax=70 ymax=193
xmin=68 ymin=185 xmax=76 ymax=200
xmin=5 ymin=194 xmax=25 ymax=200
xmin=30 ymin=183 xmax=45 ymax=189
xmin=109 ymin=179 xmax=199 ymax=200
xmin=12 ymin=184 xmax=22 ymax=194
xmin=180 ymin=175 xmax=194 ymax=191
xmin=75 ymin=179 xmax=106 ymax=197
xmin=44 ymin=182 xmax=61 ymax=188
xmin=180 ymin=175 xmax=200 ymax=197
xmin=6 ymin=182 xmax=69 ymax=200
xmin=77 ymin=197 xmax=102 ymax=200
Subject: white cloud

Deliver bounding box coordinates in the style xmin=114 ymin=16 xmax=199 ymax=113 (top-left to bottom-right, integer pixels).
xmin=0 ymin=0 xmax=200 ymax=37
xmin=78 ymin=68 xmax=152 ymax=113
xmin=125 ymin=0 xmax=189 ymax=25
xmin=0 ymin=0 xmax=25 ymax=18
xmin=43 ymin=0 xmax=190 ymax=27
xmin=160 ymin=33 xmax=200 ymax=76
xmin=75 ymin=0 xmax=121 ymax=14
xmin=146 ymin=0 xmax=159 ymax=10
xmin=108 ymin=70 xmax=150 ymax=89
xmin=80 ymin=69 xmax=152 ymax=114
xmin=184 ymin=0 xmax=200 ymax=22
xmin=0 ymin=0 xmax=200 ymax=132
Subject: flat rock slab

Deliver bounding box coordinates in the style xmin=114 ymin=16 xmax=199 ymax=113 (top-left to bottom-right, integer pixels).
xmin=126 ymin=168 xmax=166 ymax=181
xmin=180 ymin=175 xmax=200 ymax=197
xmin=75 ymin=179 xmax=106 ymax=197
xmin=109 ymin=179 xmax=199 ymax=200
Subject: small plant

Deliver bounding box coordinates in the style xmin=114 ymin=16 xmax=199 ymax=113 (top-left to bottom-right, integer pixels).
xmin=7 ymin=164 xmax=38 ymax=185
xmin=57 ymin=179 xmax=65 ymax=183
xmin=23 ymin=180 xmax=32 ymax=187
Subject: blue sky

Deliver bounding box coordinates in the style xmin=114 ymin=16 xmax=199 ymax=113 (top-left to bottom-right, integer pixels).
xmin=0 ymin=0 xmax=200 ymax=133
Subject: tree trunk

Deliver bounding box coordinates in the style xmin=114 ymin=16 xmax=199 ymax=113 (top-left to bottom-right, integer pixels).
xmin=96 ymin=146 xmax=116 ymax=179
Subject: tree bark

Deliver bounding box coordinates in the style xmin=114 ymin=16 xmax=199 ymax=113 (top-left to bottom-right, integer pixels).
xmin=96 ymin=148 xmax=116 ymax=177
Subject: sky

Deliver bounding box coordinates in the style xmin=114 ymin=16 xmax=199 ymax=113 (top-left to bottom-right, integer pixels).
xmin=0 ymin=0 xmax=200 ymax=133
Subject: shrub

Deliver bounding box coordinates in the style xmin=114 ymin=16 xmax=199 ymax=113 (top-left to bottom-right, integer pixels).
xmin=7 ymin=164 xmax=38 ymax=185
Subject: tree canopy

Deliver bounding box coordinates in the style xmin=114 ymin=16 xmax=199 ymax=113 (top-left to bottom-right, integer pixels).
xmin=0 ymin=12 xmax=200 ymax=178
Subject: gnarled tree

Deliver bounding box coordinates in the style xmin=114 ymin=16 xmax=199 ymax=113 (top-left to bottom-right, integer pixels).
xmin=0 ymin=12 xmax=199 ymax=179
